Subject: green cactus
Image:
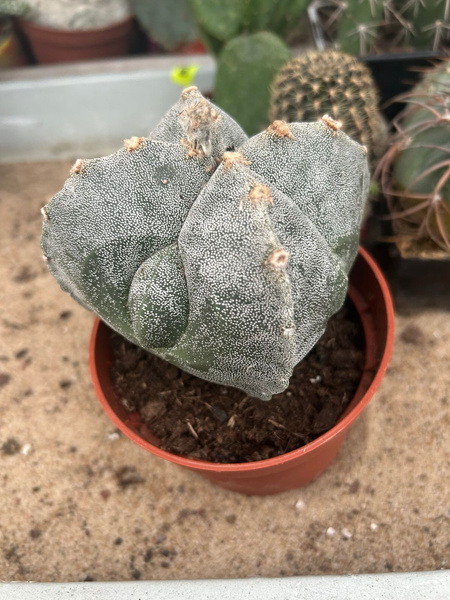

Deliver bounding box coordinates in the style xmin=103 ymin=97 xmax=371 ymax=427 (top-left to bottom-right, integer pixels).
xmin=214 ymin=32 xmax=290 ymax=135
xmin=270 ymin=49 xmax=387 ymax=163
xmin=378 ymin=62 xmax=450 ymax=253
xmin=41 ymin=87 xmax=369 ymax=401
xmin=189 ymin=0 xmax=242 ymax=46
xmin=315 ymin=0 xmax=450 ymax=54
xmin=337 ymin=0 xmax=384 ymax=56
xmin=405 ymin=0 xmax=450 ymax=50
xmin=189 ymin=0 xmax=308 ymax=55
xmin=130 ymin=0 xmax=198 ymax=51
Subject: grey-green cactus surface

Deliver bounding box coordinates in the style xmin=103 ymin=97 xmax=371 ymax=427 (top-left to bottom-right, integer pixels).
xmin=41 ymin=88 xmax=369 ymax=401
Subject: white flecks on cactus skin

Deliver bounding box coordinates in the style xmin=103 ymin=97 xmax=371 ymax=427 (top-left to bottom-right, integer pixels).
xmin=41 ymin=88 xmax=369 ymax=401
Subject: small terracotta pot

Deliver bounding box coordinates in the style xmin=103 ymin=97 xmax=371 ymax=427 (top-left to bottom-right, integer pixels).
xmin=90 ymin=247 xmax=395 ymax=495
xmin=16 ymin=16 xmax=133 ymax=64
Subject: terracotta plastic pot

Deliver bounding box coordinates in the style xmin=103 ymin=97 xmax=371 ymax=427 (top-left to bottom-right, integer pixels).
xmin=90 ymin=247 xmax=395 ymax=495
xmin=16 ymin=16 xmax=133 ymax=64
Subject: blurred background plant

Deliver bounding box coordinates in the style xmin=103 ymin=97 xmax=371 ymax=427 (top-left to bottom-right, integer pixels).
xmin=376 ymin=60 xmax=450 ymax=257
xmin=309 ymin=0 xmax=450 ymax=56
xmin=189 ymin=0 xmax=309 ymax=56
xmin=188 ymin=0 xmax=309 ymax=134
xmin=130 ymin=0 xmax=202 ymax=53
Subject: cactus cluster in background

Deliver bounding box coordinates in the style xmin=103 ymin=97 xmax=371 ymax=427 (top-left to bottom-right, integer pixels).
xmin=311 ymin=0 xmax=450 ymax=55
xmin=189 ymin=0 xmax=309 ymax=56
xmin=270 ymin=49 xmax=387 ymax=164
xmin=377 ymin=61 xmax=450 ymax=254
xmin=188 ymin=0 xmax=309 ymax=135
xmin=129 ymin=0 xmax=198 ymax=52
xmin=41 ymin=88 xmax=369 ymax=401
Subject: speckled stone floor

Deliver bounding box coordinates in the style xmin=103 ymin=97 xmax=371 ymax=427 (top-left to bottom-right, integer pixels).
xmin=0 ymin=162 xmax=449 ymax=583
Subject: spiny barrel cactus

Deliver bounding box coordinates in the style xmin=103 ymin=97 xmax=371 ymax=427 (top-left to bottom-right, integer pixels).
xmin=270 ymin=50 xmax=387 ymax=163
xmin=378 ymin=62 xmax=450 ymax=253
xmin=336 ymin=0 xmax=384 ymax=56
xmin=41 ymin=87 xmax=369 ymax=401
xmin=312 ymin=0 xmax=450 ymax=55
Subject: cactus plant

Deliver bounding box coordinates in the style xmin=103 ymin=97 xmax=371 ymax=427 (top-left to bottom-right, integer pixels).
xmin=405 ymin=0 xmax=450 ymax=50
xmin=129 ymin=0 xmax=198 ymax=52
xmin=270 ymin=49 xmax=387 ymax=163
xmin=337 ymin=0 xmax=385 ymax=56
xmin=41 ymin=87 xmax=369 ymax=401
xmin=311 ymin=0 xmax=450 ymax=55
xmin=377 ymin=61 xmax=450 ymax=253
xmin=215 ymin=31 xmax=291 ymax=135
xmin=189 ymin=0 xmax=309 ymax=56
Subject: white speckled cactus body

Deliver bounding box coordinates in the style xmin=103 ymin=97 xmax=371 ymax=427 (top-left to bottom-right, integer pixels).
xmin=41 ymin=88 xmax=369 ymax=400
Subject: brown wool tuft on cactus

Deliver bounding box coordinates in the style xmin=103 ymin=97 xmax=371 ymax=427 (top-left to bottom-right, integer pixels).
xmin=41 ymin=88 xmax=369 ymax=400
xmin=179 ymin=98 xmax=221 ymax=158
xmin=70 ymin=159 xmax=84 ymax=175
xmin=123 ymin=137 xmax=144 ymax=152
xmin=321 ymin=114 xmax=342 ymax=133
xmin=266 ymin=248 xmax=289 ymax=270
xmin=247 ymin=184 xmax=274 ymax=207
xmin=181 ymin=85 xmax=199 ymax=99
xmin=267 ymin=120 xmax=295 ymax=139
xmin=222 ymin=152 xmax=251 ymax=171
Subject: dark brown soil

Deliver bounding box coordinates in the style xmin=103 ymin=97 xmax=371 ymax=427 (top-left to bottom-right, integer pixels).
xmin=110 ymin=301 xmax=365 ymax=463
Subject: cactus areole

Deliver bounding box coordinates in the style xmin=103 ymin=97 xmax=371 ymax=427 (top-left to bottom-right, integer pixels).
xmin=41 ymin=88 xmax=369 ymax=401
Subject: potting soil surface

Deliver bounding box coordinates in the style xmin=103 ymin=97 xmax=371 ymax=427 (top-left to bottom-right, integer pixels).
xmin=0 ymin=161 xmax=449 ymax=582
xmin=110 ymin=302 xmax=364 ymax=463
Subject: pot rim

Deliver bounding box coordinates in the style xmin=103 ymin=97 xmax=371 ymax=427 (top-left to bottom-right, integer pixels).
xmin=89 ymin=246 xmax=395 ymax=473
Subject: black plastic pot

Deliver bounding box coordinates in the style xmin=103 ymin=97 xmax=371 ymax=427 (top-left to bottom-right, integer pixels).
xmin=360 ymin=52 xmax=445 ymax=121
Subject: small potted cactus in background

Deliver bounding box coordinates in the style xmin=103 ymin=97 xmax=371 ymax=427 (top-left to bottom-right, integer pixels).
xmin=14 ymin=0 xmax=133 ymax=64
xmin=269 ymin=49 xmax=388 ymax=165
xmin=41 ymin=87 xmax=394 ymax=495
xmin=308 ymin=0 xmax=450 ymax=119
xmin=377 ymin=61 xmax=450 ymax=259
